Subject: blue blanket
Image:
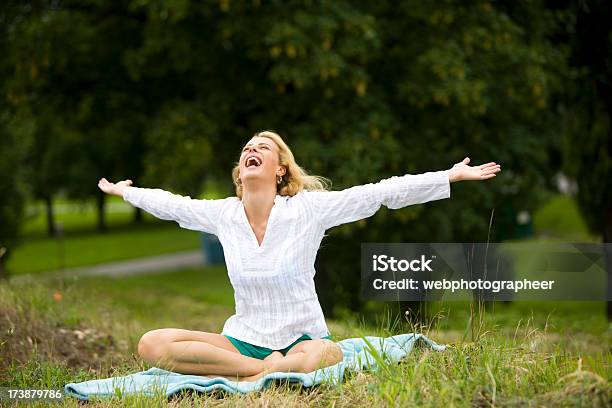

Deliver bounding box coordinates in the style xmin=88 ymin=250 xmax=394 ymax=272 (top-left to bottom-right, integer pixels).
xmin=64 ymin=333 xmax=446 ymax=401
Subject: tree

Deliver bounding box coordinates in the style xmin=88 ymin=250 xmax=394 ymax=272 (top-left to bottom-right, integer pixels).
xmin=254 ymin=1 xmax=568 ymax=318
xmin=0 ymin=115 xmax=29 ymax=280
xmin=3 ymin=1 xmax=152 ymax=232
xmin=0 ymin=1 xmax=38 ymax=278
xmin=559 ymin=0 xmax=612 ymax=317
xmin=1 ymin=1 xmax=575 ymax=320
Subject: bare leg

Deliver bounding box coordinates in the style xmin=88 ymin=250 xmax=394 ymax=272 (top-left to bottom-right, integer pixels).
xmin=137 ymin=328 xmax=272 ymax=377
xmin=158 ymin=340 xmax=272 ymax=376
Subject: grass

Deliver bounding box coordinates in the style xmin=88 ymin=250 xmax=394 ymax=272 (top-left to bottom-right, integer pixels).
xmin=22 ymin=195 xmax=150 ymax=238
xmin=1 ymin=192 xmax=609 ymax=405
xmin=7 ymin=195 xmax=205 ymax=275
xmin=6 ymin=223 xmax=202 ymax=275
xmin=1 ymin=267 xmax=610 ymax=407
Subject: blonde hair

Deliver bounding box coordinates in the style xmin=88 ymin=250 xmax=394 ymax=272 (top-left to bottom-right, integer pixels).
xmin=232 ymin=130 xmax=330 ymax=199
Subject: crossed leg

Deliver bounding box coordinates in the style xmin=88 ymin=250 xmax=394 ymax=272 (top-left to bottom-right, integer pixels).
xmin=137 ymin=328 xmax=343 ymax=382
xmin=137 ymin=328 xmax=270 ymax=378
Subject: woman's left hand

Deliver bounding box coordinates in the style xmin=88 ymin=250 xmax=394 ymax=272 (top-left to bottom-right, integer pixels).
xmin=448 ymin=157 xmax=501 ymax=183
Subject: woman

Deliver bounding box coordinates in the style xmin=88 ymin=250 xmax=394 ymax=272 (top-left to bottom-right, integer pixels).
xmin=98 ymin=130 xmax=501 ymax=381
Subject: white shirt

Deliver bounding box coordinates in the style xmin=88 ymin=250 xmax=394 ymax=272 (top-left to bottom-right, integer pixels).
xmin=122 ymin=169 xmax=451 ymax=349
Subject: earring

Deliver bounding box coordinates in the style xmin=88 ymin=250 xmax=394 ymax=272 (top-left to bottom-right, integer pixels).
xmin=277 ymin=175 xmax=283 ymax=185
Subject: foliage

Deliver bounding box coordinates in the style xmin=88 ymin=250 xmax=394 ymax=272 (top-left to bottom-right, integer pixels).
xmin=558 ymin=0 xmax=612 ymax=239
xmin=0 ymin=1 xmax=596 ymax=312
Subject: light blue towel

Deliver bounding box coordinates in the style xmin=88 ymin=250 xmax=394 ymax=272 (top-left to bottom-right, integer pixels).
xmin=64 ymin=333 xmax=446 ymax=401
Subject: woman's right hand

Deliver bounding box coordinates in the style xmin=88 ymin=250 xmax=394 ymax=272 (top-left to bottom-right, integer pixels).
xmin=98 ymin=178 xmax=133 ymax=197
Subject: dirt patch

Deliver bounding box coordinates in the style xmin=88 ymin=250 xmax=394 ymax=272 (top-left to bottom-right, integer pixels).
xmin=0 ymin=305 xmax=130 ymax=380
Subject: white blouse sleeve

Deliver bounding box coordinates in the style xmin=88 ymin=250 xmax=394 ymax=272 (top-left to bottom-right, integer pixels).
xmin=303 ymin=170 xmax=451 ymax=230
xmin=122 ymin=186 xmax=228 ymax=235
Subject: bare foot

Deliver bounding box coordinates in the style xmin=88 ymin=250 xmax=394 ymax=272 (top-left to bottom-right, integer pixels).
xmin=226 ymin=352 xmax=285 ymax=382
xmin=215 ymin=355 xmax=282 ymax=382
xmin=237 ymin=358 xmax=283 ymax=382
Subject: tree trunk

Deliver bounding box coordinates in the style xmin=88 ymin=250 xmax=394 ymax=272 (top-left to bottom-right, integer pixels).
xmin=597 ymin=88 xmax=612 ymax=320
xmin=134 ymin=207 xmax=143 ymax=224
xmin=0 ymin=257 xmax=7 ymax=281
xmin=44 ymin=195 xmax=55 ymax=237
xmin=96 ymin=192 xmax=106 ymax=232
xmin=587 ymin=0 xmax=612 ymax=320
xmin=605 ymin=203 xmax=612 ymax=320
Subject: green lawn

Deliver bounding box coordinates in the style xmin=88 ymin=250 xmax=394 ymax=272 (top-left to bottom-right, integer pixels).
xmin=0 ymin=267 xmax=609 ymax=406
xmin=7 ymin=195 xmax=205 ymax=275
xmin=21 ymin=190 xmax=225 ymax=239
xmin=22 ymin=195 xmax=149 ymax=238
xmin=6 ymin=224 xmax=202 ymax=275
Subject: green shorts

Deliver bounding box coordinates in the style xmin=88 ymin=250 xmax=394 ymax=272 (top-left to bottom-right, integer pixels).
xmin=224 ymin=333 xmax=332 ymax=360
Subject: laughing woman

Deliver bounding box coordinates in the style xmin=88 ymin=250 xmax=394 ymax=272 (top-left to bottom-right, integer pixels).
xmin=97 ymin=130 xmax=501 ymax=381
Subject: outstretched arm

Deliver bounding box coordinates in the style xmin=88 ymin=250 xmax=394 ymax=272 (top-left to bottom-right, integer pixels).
xmin=303 ymin=158 xmax=501 ymax=231
xmin=97 ymin=178 xmax=227 ymax=235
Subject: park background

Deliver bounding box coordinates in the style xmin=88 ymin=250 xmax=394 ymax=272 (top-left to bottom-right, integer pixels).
xmin=0 ymin=0 xmax=610 ymax=406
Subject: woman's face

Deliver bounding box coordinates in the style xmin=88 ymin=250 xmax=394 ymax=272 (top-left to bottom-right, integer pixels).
xmin=239 ymin=136 xmax=283 ymax=185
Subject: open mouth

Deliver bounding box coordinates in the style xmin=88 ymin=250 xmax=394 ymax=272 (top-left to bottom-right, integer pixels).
xmin=245 ymin=156 xmax=262 ymax=168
